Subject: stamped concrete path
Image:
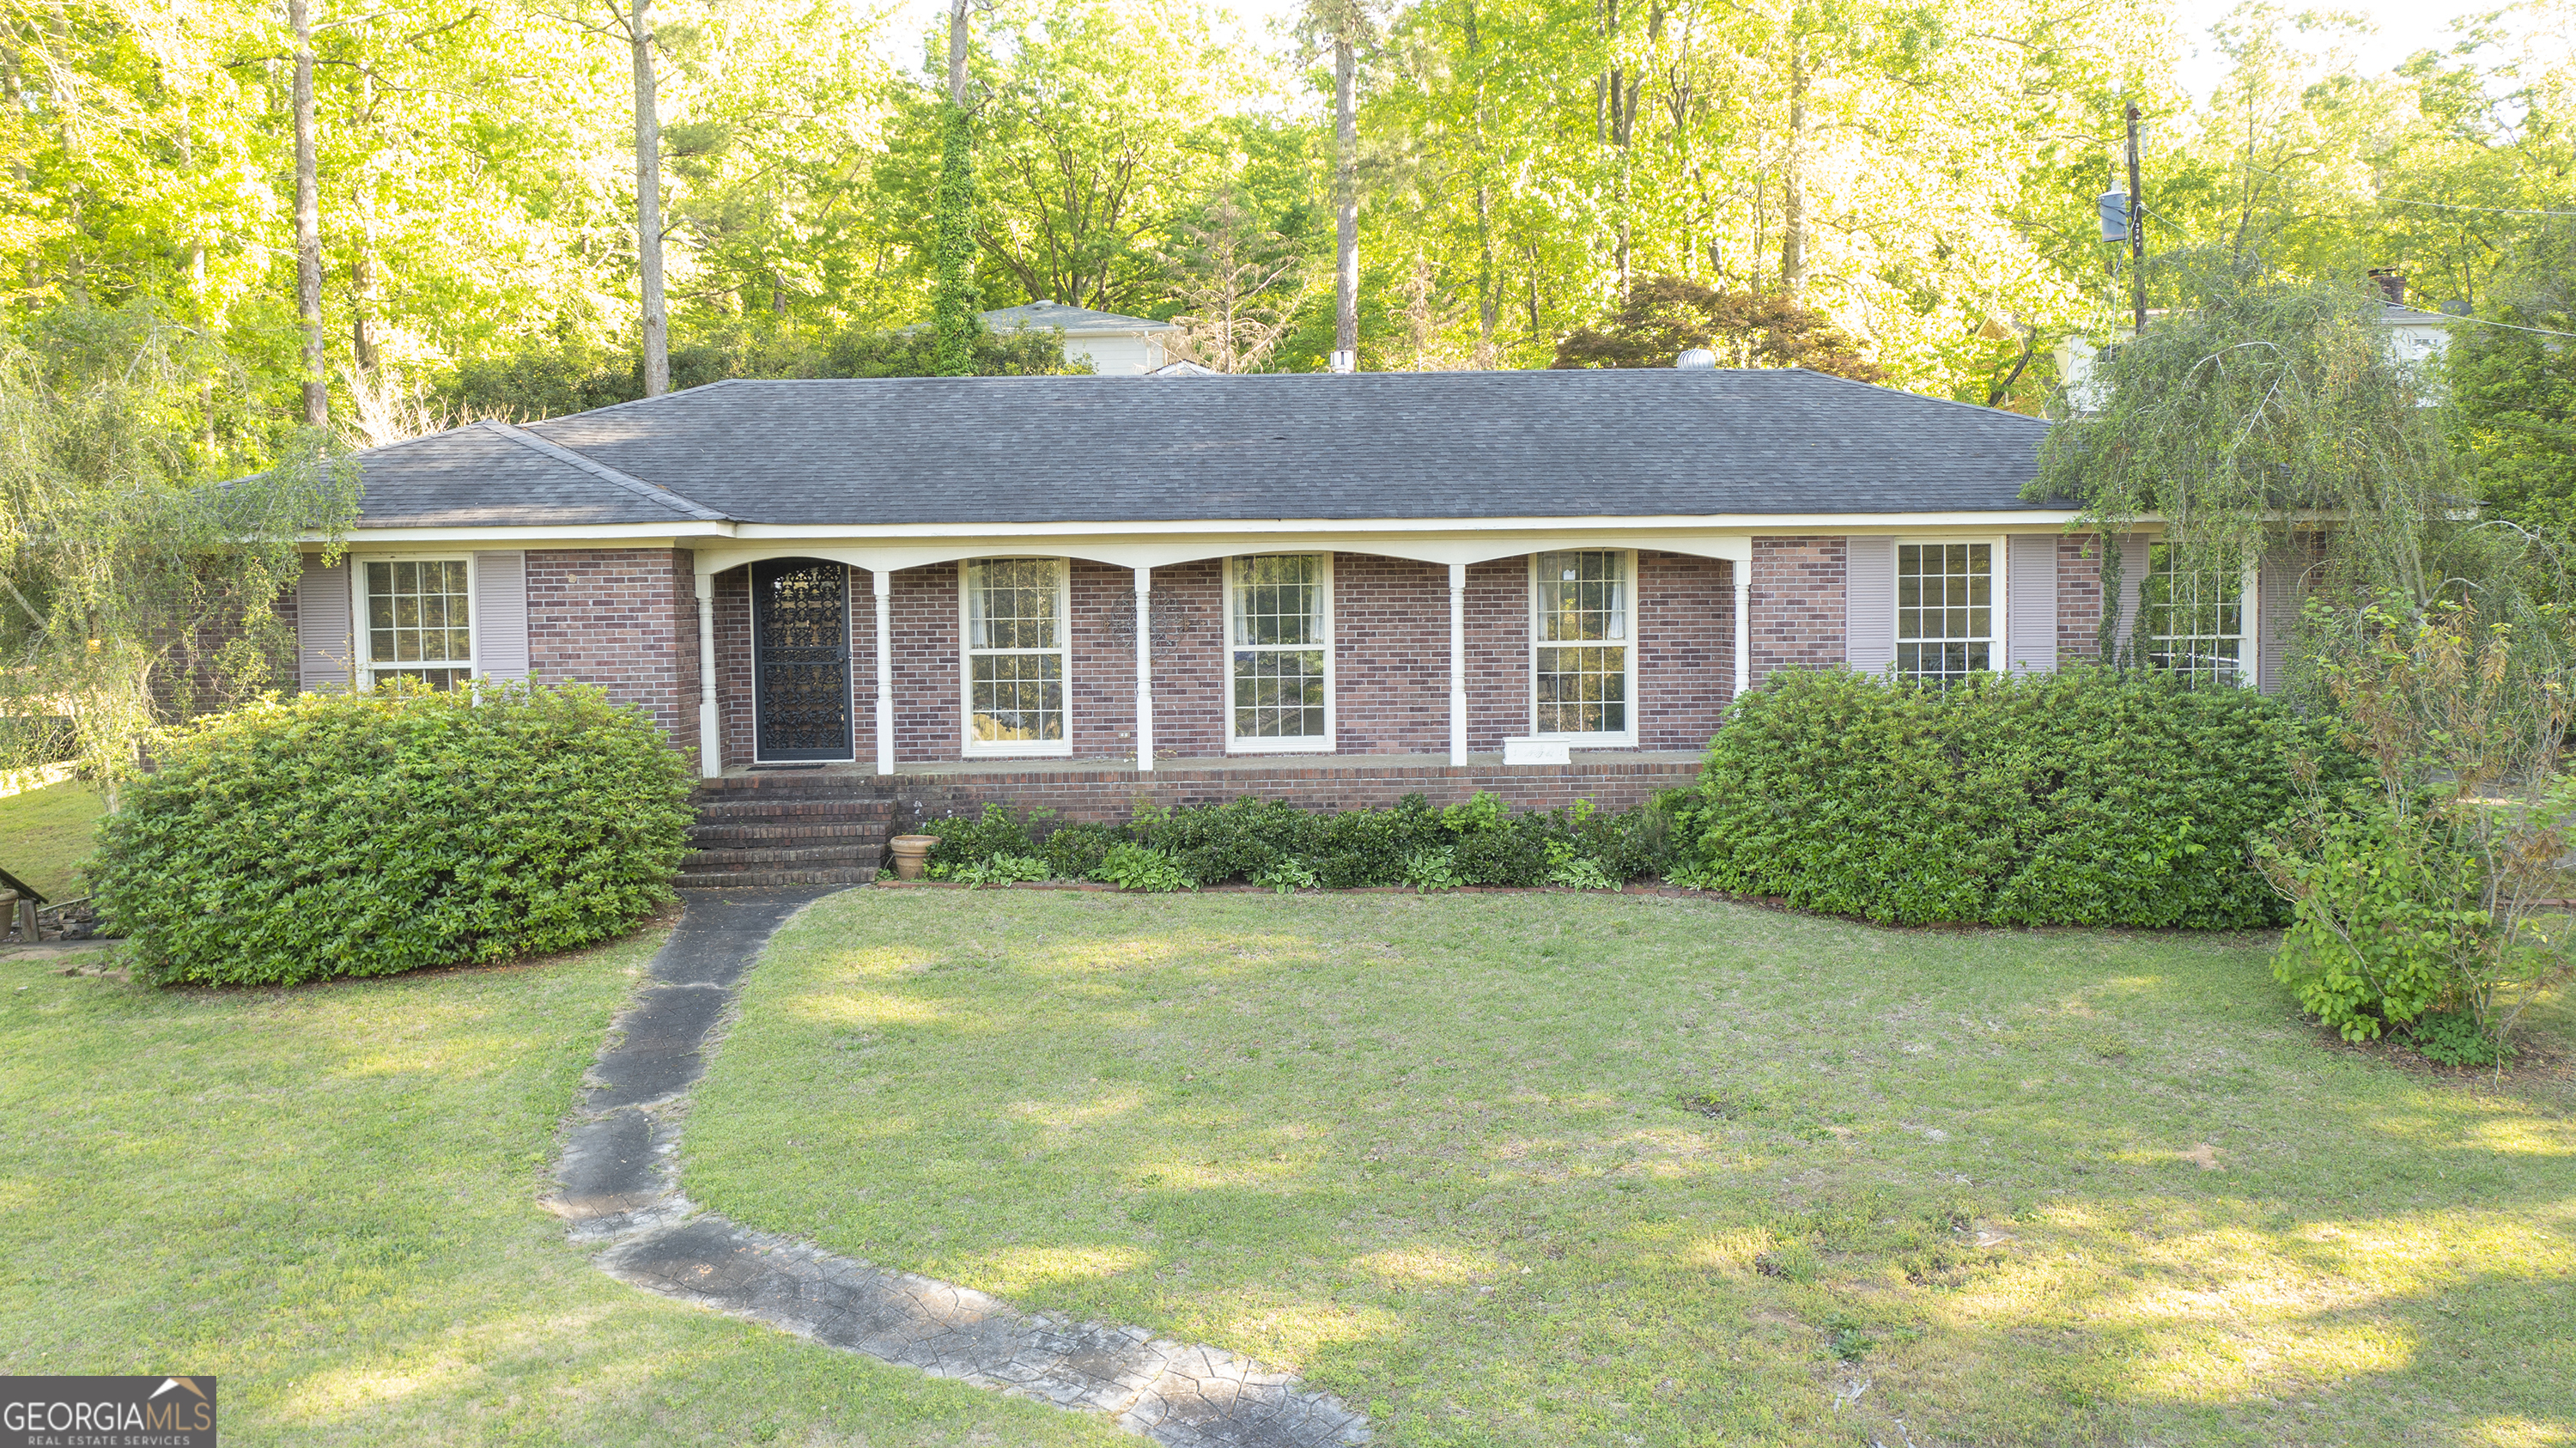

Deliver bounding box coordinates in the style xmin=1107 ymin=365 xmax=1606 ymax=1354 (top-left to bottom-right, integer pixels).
xmin=541 ymin=887 xmax=1372 ymax=1448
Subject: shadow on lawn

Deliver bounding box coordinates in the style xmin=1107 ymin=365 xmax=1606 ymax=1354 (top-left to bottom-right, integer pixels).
xmin=682 ymin=891 xmax=2576 ymax=1447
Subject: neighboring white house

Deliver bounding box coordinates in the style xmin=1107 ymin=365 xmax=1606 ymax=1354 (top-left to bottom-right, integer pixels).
xmin=2054 ymin=281 xmax=2460 ymax=412
xmin=981 ymin=300 xmax=1180 ymax=375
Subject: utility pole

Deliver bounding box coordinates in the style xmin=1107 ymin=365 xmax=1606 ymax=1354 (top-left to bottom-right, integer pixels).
xmin=2125 ymin=100 xmax=2146 ymax=337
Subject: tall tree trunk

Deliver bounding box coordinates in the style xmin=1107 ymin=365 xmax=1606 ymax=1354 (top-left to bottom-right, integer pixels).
xmin=1334 ymin=36 xmax=1358 ymax=365
xmin=1778 ymin=33 xmax=1808 ymax=301
xmin=351 ymin=68 xmax=379 ymax=376
xmin=931 ymin=0 xmax=980 ymax=377
xmin=630 ymin=0 xmax=668 ymax=398
xmin=292 ymin=0 xmax=325 ymax=426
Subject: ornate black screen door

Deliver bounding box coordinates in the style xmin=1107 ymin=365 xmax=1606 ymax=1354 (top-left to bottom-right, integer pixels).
xmin=751 ymin=559 xmax=854 ymax=761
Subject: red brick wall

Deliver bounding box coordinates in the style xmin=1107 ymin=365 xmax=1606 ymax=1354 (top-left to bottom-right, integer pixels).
xmin=1637 ymin=551 xmax=1733 ymax=750
xmin=2057 ymin=532 xmax=2105 ymax=665
xmin=1070 ymin=559 xmax=1139 ymax=757
xmin=702 ymin=756 xmax=1704 ymax=825
xmin=1749 ymin=536 xmax=1845 ymax=690
xmin=526 ymin=547 xmax=696 ymax=758
xmin=1335 ymin=553 xmax=1448 ymax=754
xmin=1145 ymin=559 xmax=1225 ymax=759
xmin=890 ymin=563 xmax=963 ymax=763
xmin=1464 ymin=557 xmax=1530 ymax=751
xmin=713 ymin=565 xmax=751 ymax=768
xmin=851 ymin=566 xmax=880 ymax=758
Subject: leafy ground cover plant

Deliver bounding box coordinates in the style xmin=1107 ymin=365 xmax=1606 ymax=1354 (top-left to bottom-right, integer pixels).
xmin=1671 ymin=666 xmax=2353 ymax=927
xmin=921 ymin=793 xmax=1680 ymax=892
xmin=93 ymin=683 xmax=693 ymax=985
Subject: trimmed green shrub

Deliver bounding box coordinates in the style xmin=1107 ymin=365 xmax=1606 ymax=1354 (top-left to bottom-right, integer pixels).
xmin=95 ymin=683 xmax=694 ymax=986
xmin=1673 ymin=666 xmax=2358 ymax=927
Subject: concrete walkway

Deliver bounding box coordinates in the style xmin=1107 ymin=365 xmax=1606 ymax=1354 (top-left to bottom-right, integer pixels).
xmin=542 ymin=888 xmax=1371 ymax=1448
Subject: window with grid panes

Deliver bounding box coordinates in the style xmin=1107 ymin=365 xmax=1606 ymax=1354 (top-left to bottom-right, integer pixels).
xmin=963 ymin=558 xmax=1067 ymax=749
xmin=364 ymin=558 xmax=474 ymax=690
xmin=1228 ymin=555 xmax=1330 ymax=745
xmin=2141 ymin=543 xmax=2245 ymax=684
xmin=1532 ymin=550 xmax=1631 ymax=737
xmin=1895 ymin=542 xmax=1992 ymax=681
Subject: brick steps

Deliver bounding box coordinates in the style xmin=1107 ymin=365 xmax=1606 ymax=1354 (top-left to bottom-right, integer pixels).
xmin=679 ymin=784 xmax=897 ymax=888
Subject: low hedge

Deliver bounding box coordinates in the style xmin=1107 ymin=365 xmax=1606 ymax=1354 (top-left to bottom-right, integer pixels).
xmin=922 ymin=792 xmax=1680 ymax=891
xmin=95 ymin=683 xmax=695 ymax=986
xmin=1668 ymin=666 xmax=2359 ymax=927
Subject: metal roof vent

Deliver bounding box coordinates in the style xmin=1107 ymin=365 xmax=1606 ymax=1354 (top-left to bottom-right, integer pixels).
xmin=1675 ymin=348 xmax=1717 ymax=369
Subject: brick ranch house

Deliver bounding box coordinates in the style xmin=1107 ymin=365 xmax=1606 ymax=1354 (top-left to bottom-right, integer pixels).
xmin=291 ymin=368 xmax=2306 ymax=884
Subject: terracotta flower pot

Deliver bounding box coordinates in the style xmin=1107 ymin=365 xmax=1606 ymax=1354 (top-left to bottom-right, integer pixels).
xmin=886 ymin=834 xmax=940 ymax=882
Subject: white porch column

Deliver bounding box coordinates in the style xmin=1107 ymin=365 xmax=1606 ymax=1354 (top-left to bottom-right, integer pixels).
xmin=1448 ymin=562 xmax=1468 ymax=766
xmin=695 ymin=566 xmax=719 ymax=778
xmin=873 ymin=570 xmax=894 ymax=776
xmin=1134 ymin=566 xmax=1155 ymax=772
xmin=1733 ymin=567 xmax=1752 ymax=702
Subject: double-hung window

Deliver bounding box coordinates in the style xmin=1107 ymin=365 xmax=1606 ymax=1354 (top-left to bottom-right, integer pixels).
xmin=361 ymin=557 xmax=475 ymax=690
xmin=2141 ymin=543 xmax=2247 ymax=684
xmin=1227 ymin=553 xmax=1333 ymax=751
xmin=962 ymin=557 xmax=1070 ymax=755
xmin=1531 ymin=550 xmax=1635 ymax=742
xmin=1896 ymin=542 xmax=1994 ymax=682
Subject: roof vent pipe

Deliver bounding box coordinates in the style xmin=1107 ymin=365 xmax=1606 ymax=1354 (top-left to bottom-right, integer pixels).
xmin=1675 ymin=348 xmax=1717 ymax=369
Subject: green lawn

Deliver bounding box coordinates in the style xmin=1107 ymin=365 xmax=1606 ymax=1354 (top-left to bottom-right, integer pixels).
xmin=687 ymin=891 xmax=2576 ymax=1448
xmin=0 ymin=924 xmax=1128 ymax=1447
xmin=0 ymin=777 xmax=106 ymax=901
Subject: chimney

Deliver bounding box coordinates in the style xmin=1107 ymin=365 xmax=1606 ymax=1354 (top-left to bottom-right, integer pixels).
xmin=1328 ymin=350 xmax=1356 ymax=374
xmin=2368 ymin=268 xmax=2405 ymax=305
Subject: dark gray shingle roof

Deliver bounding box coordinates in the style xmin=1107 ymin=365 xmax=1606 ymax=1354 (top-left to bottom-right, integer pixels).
xmin=351 ymin=420 xmax=721 ymax=527
xmin=499 ymin=370 xmax=2055 ymax=527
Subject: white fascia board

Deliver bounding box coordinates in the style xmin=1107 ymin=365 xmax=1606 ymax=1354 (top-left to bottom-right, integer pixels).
xmin=304 ymin=520 xmax=739 ymax=545
xmin=725 ymin=511 xmax=2085 ymax=541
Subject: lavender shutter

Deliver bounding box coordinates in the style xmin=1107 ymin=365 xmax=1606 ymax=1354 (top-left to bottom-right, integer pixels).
xmin=473 ymin=550 xmax=529 ymax=683
xmin=296 ymin=556 xmax=352 ymax=691
xmin=2005 ymin=534 xmax=2057 ymax=672
xmin=1844 ymin=535 xmax=1895 ymax=674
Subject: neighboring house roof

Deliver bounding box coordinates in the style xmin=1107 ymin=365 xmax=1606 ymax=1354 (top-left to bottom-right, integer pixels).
xmin=348 ymin=369 xmax=2059 ymax=531
xmin=348 ymin=420 xmax=724 ymax=527
xmin=979 ymin=300 xmax=1179 ymax=336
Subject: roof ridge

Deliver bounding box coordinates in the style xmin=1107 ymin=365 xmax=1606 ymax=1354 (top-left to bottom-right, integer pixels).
xmin=478 ymin=420 xmax=731 ymax=521
xmin=1789 ymin=367 xmax=2052 ymax=423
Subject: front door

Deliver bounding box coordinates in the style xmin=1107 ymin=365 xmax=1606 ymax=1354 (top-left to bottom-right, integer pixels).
xmin=751 ymin=559 xmax=854 ymax=761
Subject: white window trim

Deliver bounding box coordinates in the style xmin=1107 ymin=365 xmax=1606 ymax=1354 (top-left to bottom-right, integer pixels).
xmin=1527 ymin=548 xmax=1640 ymax=747
xmin=349 ymin=551 xmax=477 ymax=689
xmin=750 ymin=561 xmax=858 ymax=765
xmin=1224 ymin=552 xmax=1337 ymax=754
xmin=958 ymin=557 xmax=1074 ymax=759
xmin=1893 ymin=535 xmax=2008 ymax=681
xmin=2140 ymin=543 xmax=2257 ymax=688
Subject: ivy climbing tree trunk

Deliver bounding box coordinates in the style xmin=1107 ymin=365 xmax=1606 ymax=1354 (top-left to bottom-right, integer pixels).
xmin=292 ymin=0 xmax=325 ymax=427
xmin=931 ymin=0 xmax=981 ymax=378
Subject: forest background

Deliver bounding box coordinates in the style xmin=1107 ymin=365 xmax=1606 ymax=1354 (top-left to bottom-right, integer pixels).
xmin=6 ymin=0 xmax=2573 ymax=490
